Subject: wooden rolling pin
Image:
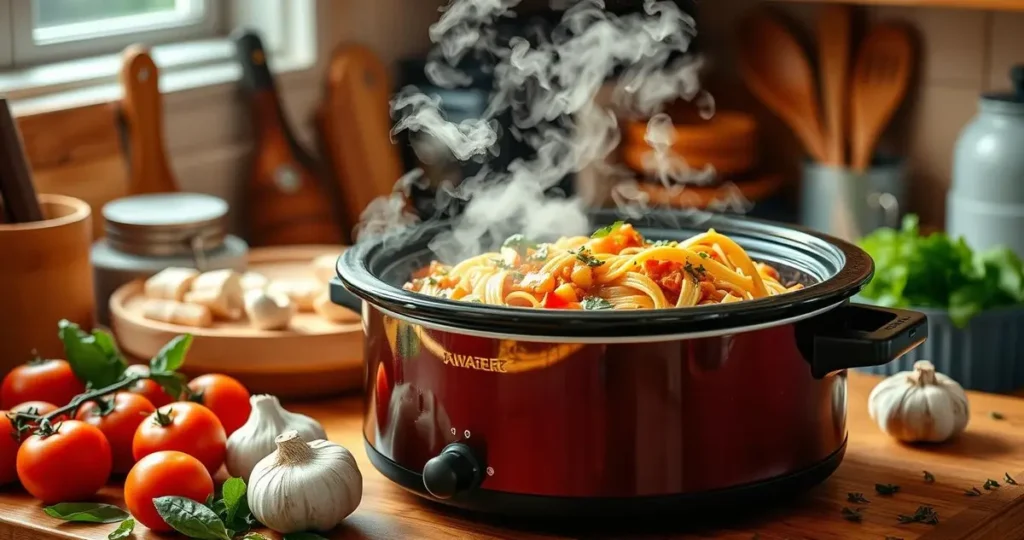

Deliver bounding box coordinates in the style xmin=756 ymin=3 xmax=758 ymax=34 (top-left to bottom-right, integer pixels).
xmin=234 ymin=29 xmax=344 ymax=246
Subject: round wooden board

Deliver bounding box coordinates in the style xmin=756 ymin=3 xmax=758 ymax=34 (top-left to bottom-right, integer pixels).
xmin=110 ymin=245 xmax=364 ymax=397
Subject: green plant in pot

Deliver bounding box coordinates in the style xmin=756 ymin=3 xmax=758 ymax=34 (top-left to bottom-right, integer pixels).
xmin=855 ymin=215 xmax=1024 ymax=392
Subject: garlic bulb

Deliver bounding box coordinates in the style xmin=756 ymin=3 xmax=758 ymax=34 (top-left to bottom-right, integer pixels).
xmin=226 ymin=394 xmax=326 ymax=480
xmin=244 ymin=289 xmax=295 ymax=331
xmin=868 ymin=360 xmax=970 ymax=443
xmin=144 ymin=267 xmax=199 ymax=301
xmin=184 ymin=269 xmax=244 ymax=320
xmin=248 ymin=431 xmax=362 ymax=534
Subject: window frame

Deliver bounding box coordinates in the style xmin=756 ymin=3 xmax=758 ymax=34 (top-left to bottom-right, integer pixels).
xmin=0 ymin=0 xmax=11 ymax=66
xmin=9 ymin=0 xmax=226 ymax=67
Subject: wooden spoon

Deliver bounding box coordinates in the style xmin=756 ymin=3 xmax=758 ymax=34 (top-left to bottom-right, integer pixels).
xmin=737 ymin=11 xmax=828 ymax=163
xmin=818 ymin=5 xmax=851 ymax=167
xmin=850 ymin=24 xmax=914 ymax=172
xmin=119 ymin=45 xmax=178 ymax=195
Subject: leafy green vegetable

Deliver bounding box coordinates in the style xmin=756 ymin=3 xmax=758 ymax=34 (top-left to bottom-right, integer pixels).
xmin=501 ymin=234 xmax=536 ymax=255
xmin=153 ymin=496 xmax=232 ymax=540
xmin=148 ymin=371 xmax=187 ymax=401
xmin=58 ymin=320 xmax=128 ymax=388
xmin=858 ymin=215 xmax=1024 ymax=327
xmin=581 ymin=297 xmax=613 ymax=310
xmin=591 ymin=221 xmax=624 ymax=238
xmin=43 ymin=502 xmax=130 ymax=523
xmin=221 ymin=477 xmax=246 ymax=525
xmin=150 ymin=334 xmax=193 ymax=373
xmin=108 ymin=518 xmax=135 ymax=540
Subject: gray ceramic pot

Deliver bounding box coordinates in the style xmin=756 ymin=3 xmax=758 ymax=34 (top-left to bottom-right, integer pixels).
xmin=857 ymin=305 xmax=1024 ymax=393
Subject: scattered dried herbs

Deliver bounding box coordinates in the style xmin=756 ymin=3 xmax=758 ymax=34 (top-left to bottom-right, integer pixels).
xmin=990 ymin=411 xmax=1005 ymax=420
xmin=572 ymin=247 xmax=605 ymax=267
xmin=1006 ymin=473 xmax=1018 ymax=485
xmin=683 ymin=262 xmax=707 ymax=283
xmin=847 ymin=492 xmax=870 ymax=504
xmin=923 ymin=470 xmax=935 ymax=483
xmin=965 ymin=487 xmax=982 ymax=496
xmin=875 ymin=483 xmax=900 ymax=495
xmin=984 ymin=479 xmax=1001 ymax=490
xmin=897 ymin=505 xmax=939 ymax=525
xmin=580 ymin=297 xmax=613 ymax=311
xmin=840 ymin=507 xmax=863 ymax=522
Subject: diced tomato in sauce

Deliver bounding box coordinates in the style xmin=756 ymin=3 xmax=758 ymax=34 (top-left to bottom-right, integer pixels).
xmin=541 ymin=292 xmax=572 ymax=309
xmin=591 ymin=224 xmax=645 ymax=254
xmin=642 ymin=260 xmax=686 ymax=305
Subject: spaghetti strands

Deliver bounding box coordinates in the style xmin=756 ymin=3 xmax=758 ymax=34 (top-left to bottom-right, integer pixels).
xmin=403 ymin=222 xmax=805 ymax=310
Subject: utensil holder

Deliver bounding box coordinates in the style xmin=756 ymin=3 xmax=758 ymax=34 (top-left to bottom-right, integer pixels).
xmin=0 ymin=194 xmax=94 ymax=375
xmin=800 ymin=157 xmax=907 ymax=242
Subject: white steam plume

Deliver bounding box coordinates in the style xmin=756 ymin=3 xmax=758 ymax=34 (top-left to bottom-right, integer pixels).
xmin=356 ymin=0 xmax=752 ymax=262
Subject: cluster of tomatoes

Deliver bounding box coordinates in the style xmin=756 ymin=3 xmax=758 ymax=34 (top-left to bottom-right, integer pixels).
xmin=0 ymin=358 xmax=251 ymax=531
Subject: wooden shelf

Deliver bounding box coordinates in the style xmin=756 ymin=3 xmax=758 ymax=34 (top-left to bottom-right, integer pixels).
xmin=773 ymin=0 xmax=1024 ymax=11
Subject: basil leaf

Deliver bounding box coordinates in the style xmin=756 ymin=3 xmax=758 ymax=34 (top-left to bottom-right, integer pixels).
xmin=221 ymin=477 xmax=246 ymax=524
xmin=284 ymin=534 xmax=330 ymax=540
xmin=591 ymin=220 xmax=624 ymax=238
xmin=150 ymin=334 xmax=193 ymax=373
xmin=153 ymin=496 xmax=231 ymax=540
xmin=58 ymin=320 xmax=128 ymax=388
xmin=580 ymin=297 xmax=613 ymax=310
xmin=148 ymin=371 xmax=187 ymax=401
xmin=108 ymin=518 xmax=135 ymax=540
xmin=43 ymin=502 xmax=130 ymax=523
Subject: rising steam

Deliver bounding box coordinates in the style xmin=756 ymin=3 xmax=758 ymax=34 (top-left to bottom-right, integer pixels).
xmin=355 ymin=0 xmax=752 ymax=263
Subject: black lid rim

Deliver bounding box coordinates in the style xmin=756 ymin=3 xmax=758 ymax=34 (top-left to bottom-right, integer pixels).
xmin=337 ymin=211 xmax=875 ymax=338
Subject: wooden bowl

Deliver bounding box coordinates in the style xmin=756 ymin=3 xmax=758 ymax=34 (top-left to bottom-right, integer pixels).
xmin=110 ymin=245 xmax=363 ymax=398
xmin=621 ymin=142 xmax=757 ymax=178
xmin=623 ymin=111 xmax=758 ymax=153
xmin=630 ymin=174 xmax=784 ymax=210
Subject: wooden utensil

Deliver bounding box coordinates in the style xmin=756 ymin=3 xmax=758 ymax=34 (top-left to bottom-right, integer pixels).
xmin=850 ymin=24 xmax=914 ymax=173
xmin=118 ymin=45 xmax=178 ymax=195
xmin=317 ymin=43 xmax=405 ymax=238
xmin=737 ymin=11 xmax=828 ymax=163
xmin=0 ymin=99 xmax=43 ymax=223
xmin=818 ymin=5 xmax=852 ymax=167
xmin=234 ymin=29 xmax=344 ymax=246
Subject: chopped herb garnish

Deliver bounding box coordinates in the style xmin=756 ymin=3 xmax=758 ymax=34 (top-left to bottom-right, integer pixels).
xmin=684 ymin=262 xmax=707 ymax=283
xmin=965 ymin=487 xmax=982 ymax=496
xmin=699 ymin=251 xmax=709 ymax=259
xmin=840 ymin=507 xmax=863 ymax=522
xmin=490 ymin=258 xmax=514 ymax=270
xmin=529 ymin=245 xmax=550 ymax=261
xmin=650 ymin=239 xmax=677 ymax=247
xmin=1006 ymin=473 xmax=1018 ymax=485
xmin=897 ymin=505 xmax=938 ymax=525
xmin=581 ymin=297 xmax=613 ymax=310
xmin=847 ymin=492 xmax=869 ymax=504
xmin=510 ymin=271 xmax=525 ymax=281
xmin=923 ymin=471 xmax=935 ymax=483
xmin=502 ymin=234 xmax=537 ymax=256
xmin=984 ymin=479 xmax=1001 ymax=490
xmin=875 ymin=483 xmax=900 ymax=495
xmin=591 ymin=221 xmax=625 ymax=238
xmin=426 ymin=277 xmax=439 ymax=286
xmin=572 ymin=247 xmax=605 ymax=267
xmin=990 ymin=411 xmax=1005 ymax=420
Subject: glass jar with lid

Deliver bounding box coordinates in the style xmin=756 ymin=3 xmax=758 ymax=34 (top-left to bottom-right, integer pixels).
xmin=91 ymin=192 xmax=249 ymax=325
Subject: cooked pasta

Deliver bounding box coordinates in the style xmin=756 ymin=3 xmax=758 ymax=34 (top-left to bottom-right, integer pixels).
xmin=403 ymin=222 xmax=805 ymax=310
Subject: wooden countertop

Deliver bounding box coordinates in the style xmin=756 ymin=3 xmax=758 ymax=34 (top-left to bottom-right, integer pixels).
xmin=3 ymin=372 xmax=1024 ymax=539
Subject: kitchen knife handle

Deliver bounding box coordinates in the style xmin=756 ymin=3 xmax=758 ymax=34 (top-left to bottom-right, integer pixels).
xmin=119 ymin=45 xmax=177 ymax=195
xmin=233 ymin=28 xmax=275 ymax=93
xmin=796 ymin=304 xmax=928 ymax=379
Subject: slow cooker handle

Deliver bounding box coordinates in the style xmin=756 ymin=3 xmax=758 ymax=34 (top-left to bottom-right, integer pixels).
xmin=329 ymin=278 xmax=364 ymax=312
xmin=796 ymin=304 xmax=928 ymax=379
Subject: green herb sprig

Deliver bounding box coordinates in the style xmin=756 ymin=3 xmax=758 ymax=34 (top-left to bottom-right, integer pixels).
xmin=897 ymin=505 xmax=938 ymax=525
xmin=155 ymin=476 xmax=260 ymax=539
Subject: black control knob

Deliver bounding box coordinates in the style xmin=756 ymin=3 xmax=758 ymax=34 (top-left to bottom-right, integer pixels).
xmin=422 ymin=443 xmax=483 ymax=499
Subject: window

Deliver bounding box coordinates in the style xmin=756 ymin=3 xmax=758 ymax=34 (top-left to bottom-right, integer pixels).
xmin=1 ymin=0 xmax=225 ymax=67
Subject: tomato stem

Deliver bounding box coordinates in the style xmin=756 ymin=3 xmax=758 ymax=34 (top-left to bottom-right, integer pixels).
xmin=153 ymin=407 xmax=174 ymax=427
xmin=12 ymin=375 xmax=145 ymax=426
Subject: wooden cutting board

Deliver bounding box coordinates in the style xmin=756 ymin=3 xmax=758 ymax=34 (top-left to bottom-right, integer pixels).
xmin=2 ymin=373 xmax=1024 ymax=539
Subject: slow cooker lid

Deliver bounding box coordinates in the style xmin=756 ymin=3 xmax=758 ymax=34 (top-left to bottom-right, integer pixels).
xmin=338 ymin=210 xmax=874 ymax=339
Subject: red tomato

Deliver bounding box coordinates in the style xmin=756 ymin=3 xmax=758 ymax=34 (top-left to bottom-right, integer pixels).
xmin=76 ymin=393 xmax=156 ymax=474
xmin=124 ymin=451 xmax=214 ymax=532
xmin=1 ymin=359 xmax=85 ymax=410
xmin=16 ymin=420 xmax=112 ymax=503
xmin=541 ymin=292 xmax=571 ymax=309
xmin=133 ymin=402 xmax=226 ymax=475
xmin=124 ymin=365 xmax=176 ymax=408
xmin=0 ymin=414 xmax=21 ymax=486
xmin=187 ymin=374 xmax=251 ymax=436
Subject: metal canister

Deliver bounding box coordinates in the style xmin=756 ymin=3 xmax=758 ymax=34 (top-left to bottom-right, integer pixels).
xmin=90 ymin=192 xmax=248 ymax=325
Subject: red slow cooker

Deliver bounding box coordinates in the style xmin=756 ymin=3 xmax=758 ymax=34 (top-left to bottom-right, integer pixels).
xmin=331 ymin=211 xmax=926 ymax=517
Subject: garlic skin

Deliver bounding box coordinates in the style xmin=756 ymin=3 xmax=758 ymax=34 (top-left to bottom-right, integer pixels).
xmin=868 ymin=360 xmax=970 ymax=443
xmin=226 ymin=395 xmax=327 ymax=481
xmin=248 ymin=431 xmax=362 ymax=534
